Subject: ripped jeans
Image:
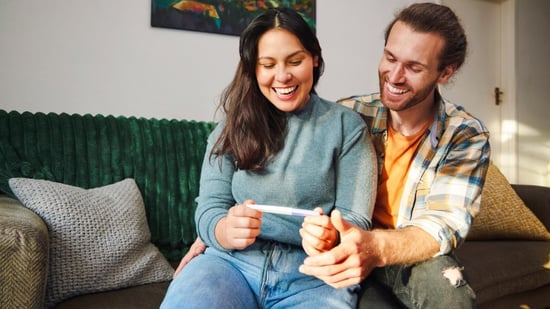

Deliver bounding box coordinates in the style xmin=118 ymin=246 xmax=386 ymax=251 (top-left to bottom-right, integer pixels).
xmin=358 ymin=255 xmax=476 ymax=309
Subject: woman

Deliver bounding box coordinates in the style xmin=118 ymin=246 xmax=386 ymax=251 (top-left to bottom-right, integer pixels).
xmin=161 ymin=7 xmax=376 ymax=308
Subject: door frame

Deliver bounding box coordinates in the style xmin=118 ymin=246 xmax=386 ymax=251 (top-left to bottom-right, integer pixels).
xmin=499 ymin=0 xmax=517 ymax=183
xmin=437 ymin=0 xmax=518 ymax=182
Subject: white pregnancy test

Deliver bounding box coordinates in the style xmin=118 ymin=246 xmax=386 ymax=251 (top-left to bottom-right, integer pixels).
xmin=247 ymin=204 xmax=320 ymax=217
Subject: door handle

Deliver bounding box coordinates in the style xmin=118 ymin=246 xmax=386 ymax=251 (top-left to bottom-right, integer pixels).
xmin=494 ymin=87 xmax=503 ymax=105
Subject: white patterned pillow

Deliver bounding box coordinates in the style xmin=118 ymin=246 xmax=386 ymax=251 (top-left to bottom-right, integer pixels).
xmin=8 ymin=178 xmax=174 ymax=307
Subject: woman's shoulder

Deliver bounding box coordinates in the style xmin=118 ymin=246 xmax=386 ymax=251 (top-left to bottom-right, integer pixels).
xmin=315 ymin=95 xmax=366 ymax=125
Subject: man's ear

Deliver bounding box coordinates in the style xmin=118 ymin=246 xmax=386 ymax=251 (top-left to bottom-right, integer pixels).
xmin=438 ymin=64 xmax=457 ymax=85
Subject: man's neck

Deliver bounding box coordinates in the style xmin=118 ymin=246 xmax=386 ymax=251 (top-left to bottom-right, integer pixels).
xmin=389 ymin=99 xmax=437 ymax=137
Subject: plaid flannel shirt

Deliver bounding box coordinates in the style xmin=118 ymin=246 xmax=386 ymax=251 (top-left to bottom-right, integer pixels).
xmin=338 ymin=91 xmax=491 ymax=255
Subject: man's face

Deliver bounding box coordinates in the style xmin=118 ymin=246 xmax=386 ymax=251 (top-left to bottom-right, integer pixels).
xmin=378 ymin=21 xmax=453 ymax=112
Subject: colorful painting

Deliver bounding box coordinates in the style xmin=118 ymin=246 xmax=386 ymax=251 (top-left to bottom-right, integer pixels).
xmin=151 ymin=0 xmax=316 ymax=36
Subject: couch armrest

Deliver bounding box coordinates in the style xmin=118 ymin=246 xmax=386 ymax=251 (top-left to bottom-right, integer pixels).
xmin=512 ymin=184 xmax=550 ymax=231
xmin=0 ymin=194 xmax=49 ymax=309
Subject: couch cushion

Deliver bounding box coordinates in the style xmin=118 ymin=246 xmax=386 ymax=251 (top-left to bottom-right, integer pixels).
xmin=456 ymin=240 xmax=550 ymax=305
xmin=54 ymin=281 xmax=171 ymax=309
xmin=477 ymin=284 xmax=550 ymax=309
xmin=0 ymin=195 xmax=49 ymax=309
xmin=8 ymin=178 xmax=174 ymax=308
xmin=468 ymin=164 xmax=550 ymax=240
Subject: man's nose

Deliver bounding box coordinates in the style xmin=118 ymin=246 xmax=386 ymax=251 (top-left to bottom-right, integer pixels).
xmin=388 ymin=63 xmax=405 ymax=83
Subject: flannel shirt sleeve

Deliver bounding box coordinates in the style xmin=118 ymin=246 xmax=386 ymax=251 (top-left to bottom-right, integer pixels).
xmin=400 ymin=117 xmax=491 ymax=255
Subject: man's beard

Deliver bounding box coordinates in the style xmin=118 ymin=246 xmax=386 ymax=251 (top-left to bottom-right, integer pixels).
xmin=378 ymin=77 xmax=438 ymax=112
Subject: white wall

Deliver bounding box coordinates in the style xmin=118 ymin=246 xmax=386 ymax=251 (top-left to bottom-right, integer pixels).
xmin=2 ymin=0 xmax=548 ymax=186
xmin=515 ymin=0 xmax=550 ymax=185
xmin=0 ymin=0 xmax=418 ymax=122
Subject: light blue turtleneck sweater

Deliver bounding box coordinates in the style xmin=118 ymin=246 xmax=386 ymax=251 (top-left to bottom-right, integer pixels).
xmin=195 ymin=94 xmax=377 ymax=250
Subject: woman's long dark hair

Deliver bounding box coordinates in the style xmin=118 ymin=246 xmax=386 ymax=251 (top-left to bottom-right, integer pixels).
xmin=212 ymin=7 xmax=324 ymax=171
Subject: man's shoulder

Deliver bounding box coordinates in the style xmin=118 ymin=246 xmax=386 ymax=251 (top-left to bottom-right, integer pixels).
xmin=336 ymin=93 xmax=384 ymax=119
xmin=442 ymin=100 xmax=489 ymax=134
xmin=337 ymin=93 xmax=381 ymax=108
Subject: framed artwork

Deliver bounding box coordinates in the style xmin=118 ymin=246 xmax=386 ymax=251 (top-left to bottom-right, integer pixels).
xmin=151 ymin=0 xmax=316 ymax=36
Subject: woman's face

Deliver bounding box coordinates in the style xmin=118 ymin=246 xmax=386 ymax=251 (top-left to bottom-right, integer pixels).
xmin=256 ymin=28 xmax=318 ymax=112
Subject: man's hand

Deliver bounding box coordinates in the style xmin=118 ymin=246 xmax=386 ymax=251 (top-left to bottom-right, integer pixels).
xmin=173 ymin=237 xmax=207 ymax=278
xmin=299 ymin=209 xmax=381 ymax=288
xmin=300 ymin=207 xmax=338 ymax=256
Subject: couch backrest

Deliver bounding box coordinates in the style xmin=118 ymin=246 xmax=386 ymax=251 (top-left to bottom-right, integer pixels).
xmin=512 ymin=184 xmax=550 ymax=231
xmin=0 ymin=109 xmax=216 ymax=260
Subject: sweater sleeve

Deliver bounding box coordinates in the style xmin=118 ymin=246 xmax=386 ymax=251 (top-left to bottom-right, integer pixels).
xmin=194 ymin=123 xmax=236 ymax=251
xmin=333 ymin=110 xmax=377 ymax=230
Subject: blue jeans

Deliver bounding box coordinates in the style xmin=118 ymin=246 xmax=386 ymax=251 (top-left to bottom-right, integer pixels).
xmin=161 ymin=240 xmax=359 ymax=309
xmin=358 ymin=255 xmax=476 ymax=309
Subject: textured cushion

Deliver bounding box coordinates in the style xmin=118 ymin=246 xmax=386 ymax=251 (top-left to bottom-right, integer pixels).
xmin=8 ymin=178 xmax=174 ymax=308
xmin=468 ymin=164 xmax=550 ymax=240
xmin=0 ymin=195 xmax=49 ymax=309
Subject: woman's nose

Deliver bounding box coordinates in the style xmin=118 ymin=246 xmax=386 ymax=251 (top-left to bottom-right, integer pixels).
xmin=276 ymin=69 xmax=292 ymax=83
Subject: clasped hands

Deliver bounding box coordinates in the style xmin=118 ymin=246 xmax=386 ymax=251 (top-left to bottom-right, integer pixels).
xmin=175 ymin=201 xmax=379 ymax=288
xmin=299 ymin=208 xmax=378 ymax=288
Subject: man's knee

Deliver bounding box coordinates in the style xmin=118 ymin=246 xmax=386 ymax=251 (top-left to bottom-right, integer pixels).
xmin=406 ymin=255 xmax=476 ymax=308
xmin=360 ymin=256 xmax=476 ymax=308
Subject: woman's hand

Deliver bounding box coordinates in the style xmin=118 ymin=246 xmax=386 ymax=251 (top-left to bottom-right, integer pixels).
xmin=215 ymin=200 xmax=263 ymax=250
xmin=300 ymin=207 xmax=339 ymax=256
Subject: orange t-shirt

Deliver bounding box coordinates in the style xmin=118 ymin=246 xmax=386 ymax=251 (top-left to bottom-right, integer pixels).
xmin=373 ymin=122 xmax=430 ymax=229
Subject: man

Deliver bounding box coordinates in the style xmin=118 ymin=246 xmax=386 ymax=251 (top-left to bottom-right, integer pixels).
xmin=298 ymin=3 xmax=490 ymax=308
xmin=176 ymin=3 xmax=490 ymax=308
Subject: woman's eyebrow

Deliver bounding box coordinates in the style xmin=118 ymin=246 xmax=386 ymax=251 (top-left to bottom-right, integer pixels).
xmin=258 ymin=49 xmax=307 ymax=61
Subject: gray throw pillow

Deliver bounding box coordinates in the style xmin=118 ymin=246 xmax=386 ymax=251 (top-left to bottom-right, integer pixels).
xmin=8 ymin=178 xmax=174 ymax=308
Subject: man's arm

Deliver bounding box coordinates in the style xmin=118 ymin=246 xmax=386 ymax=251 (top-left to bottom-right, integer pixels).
xmin=173 ymin=237 xmax=206 ymax=278
xmin=402 ymin=117 xmax=491 ymax=255
xmin=371 ymin=226 xmax=438 ymax=266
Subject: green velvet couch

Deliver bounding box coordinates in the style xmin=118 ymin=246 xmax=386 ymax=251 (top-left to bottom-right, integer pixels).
xmin=1 ymin=109 xmax=549 ymax=309
xmin=0 ymin=109 xmax=215 ymax=308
